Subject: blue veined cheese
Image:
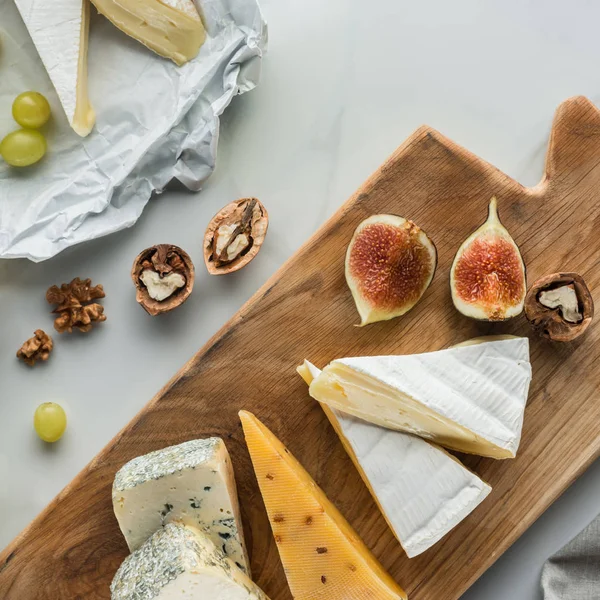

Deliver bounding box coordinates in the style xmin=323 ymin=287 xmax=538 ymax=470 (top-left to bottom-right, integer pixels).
xmin=298 ymin=361 xmax=492 ymax=558
xmin=111 ymin=523 xmax=270 ymax=600
xmin=308 ymin=337 xmax=532 ymax=459
xmin=113 ymin=438 xmax=249 ymax=573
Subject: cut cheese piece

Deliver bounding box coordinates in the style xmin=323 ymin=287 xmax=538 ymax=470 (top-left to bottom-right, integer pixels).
xmin=239 ymin=410 xmax=407 ymax=600
xmin=111 ymin=523 xmax=269 ymax=600
xmin=113 ymin=438 xmax=249 ymax=573
xmin=298 ymin=360 xmax=492 ymax=558
xmin=309 ymin=337 xmax=532 ymax=459
xmin=90 ymin=0 xmax=206 ymax=66
xmin=15 ymin=0 xmax=95 ymax=136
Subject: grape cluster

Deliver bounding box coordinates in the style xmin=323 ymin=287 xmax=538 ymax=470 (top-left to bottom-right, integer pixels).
xmin=1 ymin=91 xmax=50 ymax=167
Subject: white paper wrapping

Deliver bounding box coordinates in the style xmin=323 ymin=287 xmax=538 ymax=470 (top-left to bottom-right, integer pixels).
xmin=0 ymin=0 xmax=266 ymax=261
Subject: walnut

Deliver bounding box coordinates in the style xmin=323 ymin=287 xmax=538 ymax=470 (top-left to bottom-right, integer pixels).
xmin=524 ymin=272 xmax=594 ymax=342
xmin=17 ymin=330 xmax=53 ymax=366
xmin=46 ymin=277 xmax=107 ymax=333
xmin=203 ymin=198 xmax=268 ymax=275
xmin=131 ymin=244 xmax=195 ymax=316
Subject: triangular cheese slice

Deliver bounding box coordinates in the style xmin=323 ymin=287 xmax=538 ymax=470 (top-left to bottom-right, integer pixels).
xmin=298 ymin=360 xmax=492 ymax=558
xmin=308 ymin=337 xmax=532 ymax=459
xmin=15 ymin=0 xmax=95 ymax=136
xmin=239 ymin=411 xmax=407 ymax=600
xmin=90 ymin=0 xmax=206 ymax=66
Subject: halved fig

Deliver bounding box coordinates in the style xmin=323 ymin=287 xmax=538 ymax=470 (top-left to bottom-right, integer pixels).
xmin=345 ymin=215 xmax=437 ymax=326
xmin=450 ymin=197 xmax=526 ymax=321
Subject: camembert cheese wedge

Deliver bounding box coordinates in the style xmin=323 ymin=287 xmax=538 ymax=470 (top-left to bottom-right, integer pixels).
xmin=14 ymin=0 xmax=95 ymax=136
xmin=90 ymin=0 xmax=206 ymax=66
xmin=308 ymin=337 xmax=532 ymax=459
xmin=111 ymin=523 xmax=270 ymax=600
xmin=112 ymin=438 xmax=249 ymax=573
xmin=239 ymin=410 xmax=407 ymax=600
xmin=298 ymin=360 xmax=492 ymax=558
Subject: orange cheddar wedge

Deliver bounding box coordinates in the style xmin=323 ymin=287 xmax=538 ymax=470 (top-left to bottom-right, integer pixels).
xmin=239 ymin=410 xmax=407 ymax=600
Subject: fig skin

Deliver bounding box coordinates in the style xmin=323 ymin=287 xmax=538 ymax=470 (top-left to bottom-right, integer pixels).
xmin=450 ymin=197 xmax=526 ymax=321
xmin=345 ymin=214 xmax=437 ymax=326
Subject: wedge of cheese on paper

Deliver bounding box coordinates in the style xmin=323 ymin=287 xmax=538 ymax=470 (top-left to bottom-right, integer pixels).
xmin=239 ymin=410 xmax=407 ymax=600
xmin=90 ymin=0 xmax=206 ymax=66
xmin=15 ymin=0 xmax=95 ymax=136
xmin=308 ymin=337 xmax=532 ymax=459
xmin=111 ymin=523 xmax=269 ymax=600
xmin=112 ymin=438 xmax=250 ymax=574
xmin=298 ymin=360 xmax=492 ymax=558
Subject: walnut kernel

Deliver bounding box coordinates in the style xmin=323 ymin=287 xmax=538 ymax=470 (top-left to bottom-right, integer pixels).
xmin=46 ymin=278 xmax=106 ymax=333
xmin=17 ymin=330 xmax=53 ymax=366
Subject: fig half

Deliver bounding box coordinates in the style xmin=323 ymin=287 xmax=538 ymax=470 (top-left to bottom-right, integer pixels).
xmin=450 ymin=197 xmax=526 ymax=321
xmin=345 ymin=215 xmax=437 ymax=326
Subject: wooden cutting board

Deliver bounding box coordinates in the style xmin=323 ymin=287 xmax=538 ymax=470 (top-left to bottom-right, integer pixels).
xmin=2 ymin=96 xmax=600 ymax=600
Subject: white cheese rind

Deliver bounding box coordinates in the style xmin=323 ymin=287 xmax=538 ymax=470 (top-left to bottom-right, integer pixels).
xmin=331 ymin=411 xmax=491 ymax=557
xmin=14 ymin=0 xmax=95 ymax=136
xmin=309 ymin=338 xmax=532 ymax=458
xmin=113 ymin=438 xmax=250 ymax=574
xmin=299 ymin=361 xmax=492 ymax=558
xmin=111 ymin=523 xmax=269 ymax=600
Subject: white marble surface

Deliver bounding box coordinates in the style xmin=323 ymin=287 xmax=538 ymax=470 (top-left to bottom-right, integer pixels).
xmin=1 ymin=0 xmax=600 ymax=597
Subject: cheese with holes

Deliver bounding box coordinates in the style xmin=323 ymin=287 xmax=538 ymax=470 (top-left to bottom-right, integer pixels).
xmin=14 ymin=0 xmax=95 ymax=136
xmin=239 ymin=410 xmax=407 ymax=600
xmin=111 ymin=523 xmax=269 ymax=600
xmin=113 ymin=438 xmax=249 ymax=573
xmin=298 ymin=360 xmax=492 ymax=558
xmin=308 ymin=337 xmax=532 ymax=459
xmin=90 ymin=0 xmax=206 ymax=66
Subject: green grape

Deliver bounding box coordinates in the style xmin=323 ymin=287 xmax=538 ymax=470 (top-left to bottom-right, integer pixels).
xmin=34 ymin=402 xmax=67 ymax=443
xmin=0 ymin=129 xmax=47 ymax=167
xmin=12 ymin=91 xmax=51 ymax=128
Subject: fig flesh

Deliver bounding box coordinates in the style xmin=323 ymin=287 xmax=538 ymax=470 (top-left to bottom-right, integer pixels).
xmin=450 ymin=197 xmax=526 ymax=321
xmin=345 ymin=215 xmax=437 ymax=326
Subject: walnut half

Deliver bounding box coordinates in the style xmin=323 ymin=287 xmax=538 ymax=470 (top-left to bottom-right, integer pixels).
xmin=203 ymin=198 xmax=268 ymax=275
xmin=524 ymin=272 xmax=594 ymax=342
xmin=17 ymin=330 xmax=53 ymax=366
xmin=46 ymin=277 xmax=106 ymax=333
xmin=131 ymin=244 xmax=195 ymax=316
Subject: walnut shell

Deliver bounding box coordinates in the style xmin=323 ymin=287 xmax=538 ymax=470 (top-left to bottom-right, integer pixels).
xmin=203 ymin=198 xmax=268 ymax=275
xmin=131 ymin=245 xmax=195 ymax=316
xmin=524 ymin=272 xmax=594 ymax=342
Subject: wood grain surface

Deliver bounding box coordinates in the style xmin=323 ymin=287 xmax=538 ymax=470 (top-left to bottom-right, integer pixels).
xmin=2 ymin=96 xmax=600 ymax=600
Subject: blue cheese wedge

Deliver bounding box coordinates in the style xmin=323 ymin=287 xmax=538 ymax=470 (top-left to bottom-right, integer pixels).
xmin=298 ymin=361 xmax=492 ymax=558
xmin=111 ymin=523 xmax=269 ymax=600
xmin=308 ymin=337 xmax=532 ymax=459
xmin=113 ymin=438 xmax=249 ymax=573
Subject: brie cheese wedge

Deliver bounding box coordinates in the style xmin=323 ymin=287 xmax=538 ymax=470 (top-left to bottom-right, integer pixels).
xmin=15 ymin=0 xmax=95 ymax=136
xmin=298 ymin=361 xmax=492 ymax=558
xmin=111 ymin=523 xmax=270 ymax=600
xmin=113 ymin=438 xmax=249 ymax=573
xmin=90 ymin=0 xmax=206 ymax=66
xmin=308 ymin=337 xmax=532 ymax=459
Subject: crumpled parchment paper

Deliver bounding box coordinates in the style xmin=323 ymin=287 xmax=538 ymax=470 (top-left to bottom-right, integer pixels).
xmin=0 ymin=0 xmax=267 ymax=261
